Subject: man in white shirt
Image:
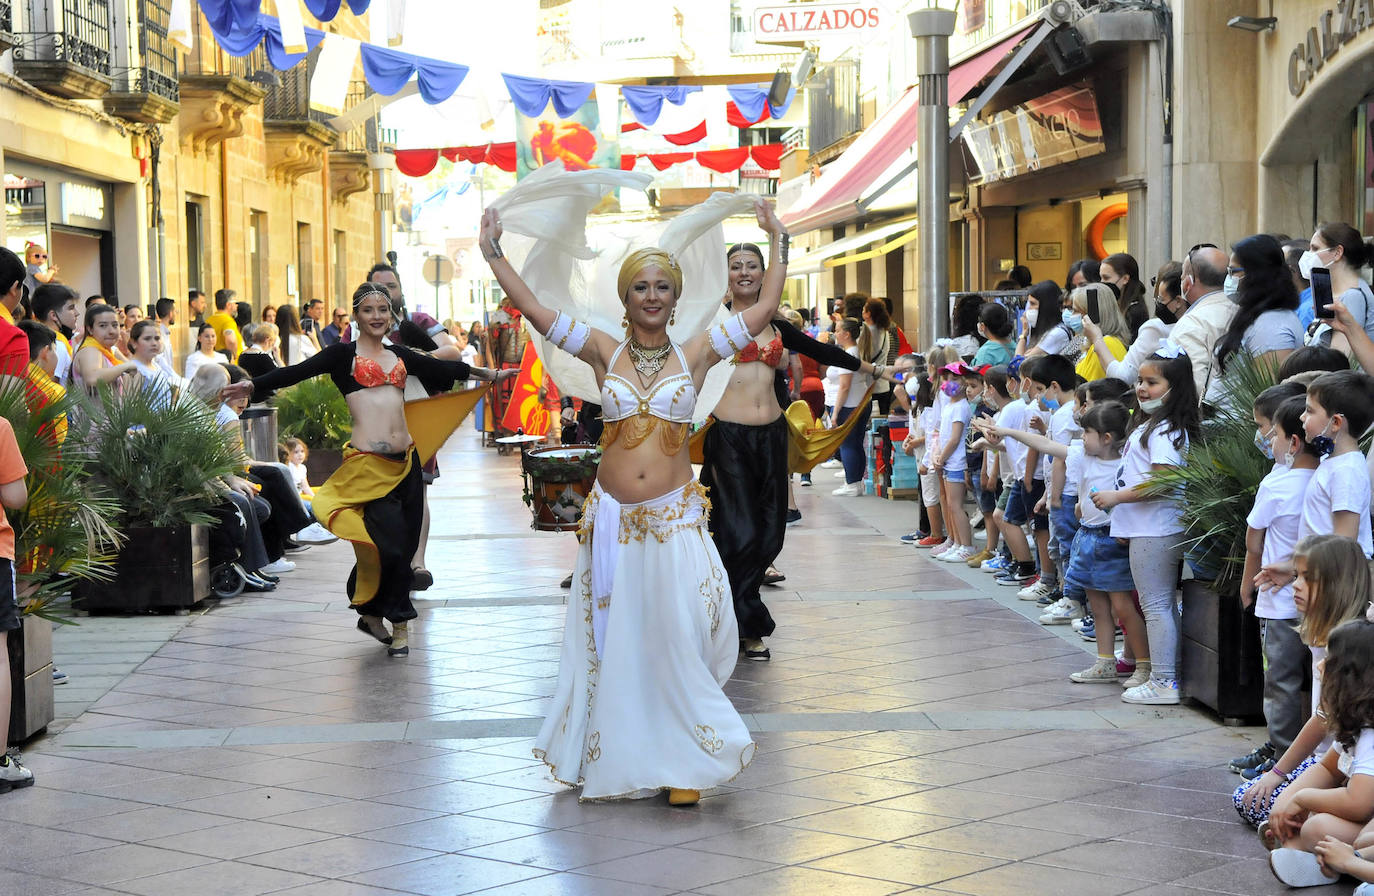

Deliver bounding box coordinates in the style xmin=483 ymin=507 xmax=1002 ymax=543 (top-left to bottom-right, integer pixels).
xmin=1169 ymin=245 xmax=1235 ymax=404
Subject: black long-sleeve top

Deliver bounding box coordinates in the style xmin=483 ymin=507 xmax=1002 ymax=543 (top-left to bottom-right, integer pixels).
xmin=774 ymin=319 xmax=862 ymax=370
xmin=248 ymin=342 xmax=472 ymax=397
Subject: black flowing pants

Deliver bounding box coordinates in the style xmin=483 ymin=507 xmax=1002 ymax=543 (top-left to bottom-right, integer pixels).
xmin=700 ymin=416 xmax=787 ymax=640
xmin=346 ymin=451 xmax=425 ymax=624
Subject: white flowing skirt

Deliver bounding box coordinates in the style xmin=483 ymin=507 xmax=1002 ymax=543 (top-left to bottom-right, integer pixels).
xmin=533 ymin=480 xmax=755 ymax=800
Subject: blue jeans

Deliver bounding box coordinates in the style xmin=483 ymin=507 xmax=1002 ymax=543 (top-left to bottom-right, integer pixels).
xmin=836 ymin=404 xmax=871 ymax=485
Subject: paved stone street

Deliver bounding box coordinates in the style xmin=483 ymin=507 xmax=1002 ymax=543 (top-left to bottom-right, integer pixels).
xmin=0 ymin=430 xmax=1319 ymax=896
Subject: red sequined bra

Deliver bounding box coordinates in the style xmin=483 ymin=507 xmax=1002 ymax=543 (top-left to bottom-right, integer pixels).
xmin=352 ymin=355 xmax=408 ymax=389
xmin=733 ymin=335 xmax=784 ymax=367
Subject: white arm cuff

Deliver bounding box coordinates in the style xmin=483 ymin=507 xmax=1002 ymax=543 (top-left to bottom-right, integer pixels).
xmin=544 ymin=311 xmax=592 ymax=356
xmin=708 ymin=312 xmax=751 ymax=359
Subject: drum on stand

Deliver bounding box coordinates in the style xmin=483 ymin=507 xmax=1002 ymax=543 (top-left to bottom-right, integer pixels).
xmin=522 ymin=444 xmax=601 ymax=531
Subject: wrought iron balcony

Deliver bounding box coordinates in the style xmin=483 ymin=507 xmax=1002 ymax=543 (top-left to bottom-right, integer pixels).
xmin=808 ymin=59 xmax=861 ymax=158
xmin=262 ymin=63 xmax=337 ymax=183
xmin=0 ymin=0 xmax=14 ymax=55
xmin=13 ymin=0 xmax=114 ymax=98
xmin=104 ymin=0 xmax=180 ymax=123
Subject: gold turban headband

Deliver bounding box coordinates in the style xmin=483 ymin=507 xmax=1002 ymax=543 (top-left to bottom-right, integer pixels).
xmin=617 ymin=247 xmax=682 ymax=303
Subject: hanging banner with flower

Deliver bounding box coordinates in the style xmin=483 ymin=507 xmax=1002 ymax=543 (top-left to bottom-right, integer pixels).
xmin=499 ymin=343 xmax=559 ymax=436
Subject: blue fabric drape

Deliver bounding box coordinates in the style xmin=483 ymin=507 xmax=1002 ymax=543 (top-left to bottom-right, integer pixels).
xmin=210 ymin=13 xmax=323 ymax=69
xmin=302 ymin=0 xmax=372 ymax=20
xmin=726 ymin=83 xmax=795 ymax=120
xmin=360 ymin=44 xmax=468 ymax=103
xmin=502 ymin=74 xmax=594 ymax=118
xmin=620 ymin=84 xmax=700 ymax=127
xmin=199 ymin=0 xmax=262 ymax=35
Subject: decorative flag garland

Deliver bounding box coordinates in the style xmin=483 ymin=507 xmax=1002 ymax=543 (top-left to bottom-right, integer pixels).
xmin=391 ymin=143 xmax=784 ymax=178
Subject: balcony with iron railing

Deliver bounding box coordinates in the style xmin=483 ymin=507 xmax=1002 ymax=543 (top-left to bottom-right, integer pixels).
xmin=104 ymin=0 xmax=180 ymax=123
xmin=13 ymin=0 xmax=114 ymax=98
xmin=178 ymin=10 xmax=271 ymax=152
xmin=807 ymin=59 xmax=861 ymax=160
xmin=262 ymin=60 xmax=338 ymax=184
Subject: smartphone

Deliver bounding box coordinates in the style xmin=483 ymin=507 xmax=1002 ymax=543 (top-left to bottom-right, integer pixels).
xmin=893 ymin=371 xmax=906 ymax=383
xmin=1312 ymin=266 xmax=1335 ymax=319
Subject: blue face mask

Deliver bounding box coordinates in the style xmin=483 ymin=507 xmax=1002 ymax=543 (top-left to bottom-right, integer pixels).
xmin=1224 ymin=275 xmax=1240 ymax=299
xmin=1254 ymin=427 xmax=1273 ymax=460
xmin=1312 ymin=420 xmax=1337 ymax=457
xmin=1041 ymin=395 xmax=1060 ymax=412
xmin=1062 ymin=310 xmax=1083 ymax=333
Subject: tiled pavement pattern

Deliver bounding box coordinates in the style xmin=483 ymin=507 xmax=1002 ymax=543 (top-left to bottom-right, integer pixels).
xmin=0 ymin=432 xmax=1333 ymax=896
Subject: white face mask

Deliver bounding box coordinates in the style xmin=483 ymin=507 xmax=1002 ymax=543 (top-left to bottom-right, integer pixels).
xmin=1023 ymin=309 xmax=1038 ymax=328
xmin=1223 ymin=275 xmax=1240 ymax=299
xmin=1299 ymin=248 xmax=1331 ymax=280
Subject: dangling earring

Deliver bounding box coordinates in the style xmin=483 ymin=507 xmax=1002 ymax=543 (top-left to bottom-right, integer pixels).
xmin=621 ymin=312 xmax=630 ymax=333
xmin=669 ymin=306 xmax=677 ymax=326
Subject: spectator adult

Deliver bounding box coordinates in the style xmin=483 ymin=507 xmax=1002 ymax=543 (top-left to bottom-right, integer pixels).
xmin=188 ymin=289 xmax=208 ymax=327
xmin=971 ymin=302 xmax=1015 ymax=367
xmin=260 ymin=305 xmax=277 ymax=325
xmin=321 ymin=307 xmax=348 ymax=346
xmin=30 ymin=283 xmax=76 ymax=382
xmin=363 ymin=264 xmax=453 ymax=346
xmin=123 ymin=304 xmax=144 ymax=328
xmin=1018 ymin=280 xmax=1074 ymax=360
xmin=1302 ymin=223 xmax=1374 ymax=356
xmin=1066 ymin=258 xmax=1100 ymax=291
xmin=468 ymin=320 xmax=485 ymax=357
xmin=1214 ymin=234 xmax=1304 ymax=381
xmin=207 ymin=289 xmax=242 ymax=361
xmin=950 ymin=293 xmax=983 ymax=359
xmin=0 ymin=249 xmax=32 ymax=377
xmin=861 ymin=297 xmax=896 ymax=413
xmin=275 ymin=303 xmax=317 ymax=366
xmin=1070 ymin=282 xmax=1131 ymax=381
xmin=72 ymin=302 xmax=135 ymax=393
xmin=1283 ymin=239 xmax=1314 ymax=330
xmin=233 ymin=300 xmax=252 ymax=333
xmin=1009 ymin=264 xmax=1033 ymax=289
xmin=237 ymin=322 xmax=281 ymax=404
xmin=1099 ymin=252 xmax=1150 ymax=342
xmin=185 ymin=323 xmax=226 ymax=380
xmin=830 ymin=318 xmax=874 ymax=495
xmin=1170 ymin=244 xmax=1235 ymax=402
xmin=1087 ymin=260 xmax=1181 ymax=385
xmin=882 ymin=296 xmax=911 ymax=355
xmin=300 ymin=298 xmax=325 ymax=344
xmin=153 ymin=297 xmax=177 ymax=372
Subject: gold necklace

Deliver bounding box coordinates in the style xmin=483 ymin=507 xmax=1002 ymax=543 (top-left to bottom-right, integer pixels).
xmin=627 ymin=336 xmax=671 ymax=382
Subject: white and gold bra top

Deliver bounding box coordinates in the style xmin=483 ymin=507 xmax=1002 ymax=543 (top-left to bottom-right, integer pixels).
xmin=599 ymin=340 xmax=695 ymax=452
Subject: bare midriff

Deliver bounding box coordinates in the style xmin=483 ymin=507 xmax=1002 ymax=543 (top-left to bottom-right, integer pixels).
xmin=711 ymin=354 xmax=784 ymax=426
xmin=345 ymin=386 xmax=412 ymax=456
xmin=595 ymin=439 xmax=695 ymax=505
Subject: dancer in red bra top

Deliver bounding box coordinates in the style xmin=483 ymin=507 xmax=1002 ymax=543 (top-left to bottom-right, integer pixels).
xmin=226 ymin=283 xmax=513 ymax=657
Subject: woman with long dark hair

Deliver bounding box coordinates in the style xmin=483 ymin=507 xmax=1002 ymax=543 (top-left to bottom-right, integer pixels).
xmin=1303 ymin=222 xmax=1374 ymax=355
xmin=275 ymin=303 xmax=317 ymax=367
xmin=1099 ymin=252 xmax=1150 ymax=342
xmin=1017 ymin=280 xmax=1073 ymax=359
xmin=1214 ymin=234 xmax=1303 ymax=385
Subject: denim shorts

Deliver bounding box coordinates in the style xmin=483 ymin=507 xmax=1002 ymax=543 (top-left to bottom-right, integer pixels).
xmin=1065 ymin=525 xmax=1135 ymax=593
xmin=943 ymin=468 xmax=966 ymax=484
xmin=1004 ymin=479 xmax=1048 ymax=530
xmin=1050 ymin=502 xmax=1084 ymax=600
xmin=977 ymin=476 xmax=1001 ymax=514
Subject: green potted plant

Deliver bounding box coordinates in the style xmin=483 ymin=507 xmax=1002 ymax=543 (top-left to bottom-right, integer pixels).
xmin=274 ymin=377 xmax=352 ymax=482
xmin=70 ymin=386 xmax=244 ymax=613
xmin=1150 ymin=351 xmax=1283 ymax=721
xmin=0 ymin=377 xmax=121 ymax=741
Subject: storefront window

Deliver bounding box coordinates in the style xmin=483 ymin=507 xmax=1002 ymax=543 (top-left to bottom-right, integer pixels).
xmin=3 ymin=172 xmax=48 ymax=260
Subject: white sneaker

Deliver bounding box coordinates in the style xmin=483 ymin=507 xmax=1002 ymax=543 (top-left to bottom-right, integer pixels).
xmin=834 ymin=471 xmax=848 ymax=479
xmin=0 ymin=754 xmax=34 ymax=792
xmin=832 ymin=483 xmax=860 ymax=497
xmin=260 ymin=558 xmax=296 ymax=575
xmin=1039 ymin=600 xmax=1085 ymax=625
xmin=929 ymin=539 xmax=955 ymax=559
xmin=820 ymin=459 xmax=842 ymax=469
xmin=1071 ymin=616 xmax=1091 ymax=632
xmin=293 ymin=522 xmax=337 ymax=545
xmin=941 ymin=545 xmax=976 ymax=563
xmin=1017 ymin=579 xmax=1054 ymax=601
xmin=1122 ymin=676 xmax=1180 ymax=705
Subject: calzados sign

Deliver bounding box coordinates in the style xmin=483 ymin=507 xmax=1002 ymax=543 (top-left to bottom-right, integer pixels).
xmin=1290 ymin=0 xmax=1374 ymax=96
xmin=753 ymin=3 xmax=883 ymax=42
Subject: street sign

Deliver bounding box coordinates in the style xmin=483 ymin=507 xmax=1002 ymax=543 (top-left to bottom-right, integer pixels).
xmin=422 ymin=254 xmax=455 ymax=287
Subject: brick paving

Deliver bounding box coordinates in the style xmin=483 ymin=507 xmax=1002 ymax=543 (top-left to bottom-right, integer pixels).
xmin=0 ymin=430 xmax=1328 ymax=895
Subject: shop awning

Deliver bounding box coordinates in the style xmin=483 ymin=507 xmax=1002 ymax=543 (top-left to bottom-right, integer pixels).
xmin=788 ymin=217 xmax=917 ymax=276
xmin=826 ymin=223 xmax=921 ymax=269
xmin=781 ymin=19 xmax=1052 ymax=235
xmin=778 ymin=86 xmax=921 ymax=235
xmin=860 ymin=19 xmax=1054 ymax=214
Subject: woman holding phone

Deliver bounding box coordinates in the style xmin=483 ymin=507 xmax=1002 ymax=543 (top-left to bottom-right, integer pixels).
xmin=1302 ymin=223 xmax=1374 ymax=355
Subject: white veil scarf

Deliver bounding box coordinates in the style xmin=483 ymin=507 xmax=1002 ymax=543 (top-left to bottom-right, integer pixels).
xmin=489 ymin=162 xmax=757 ymax=423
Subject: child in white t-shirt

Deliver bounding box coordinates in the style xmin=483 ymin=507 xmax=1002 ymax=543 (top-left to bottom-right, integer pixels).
xmin=1296 ymin=370 xmax=1374 ymax=557
xmin=931 ymin=363 xmax=975 ymax=562
xmin=283 ymin=437 xmax=315 ymax=507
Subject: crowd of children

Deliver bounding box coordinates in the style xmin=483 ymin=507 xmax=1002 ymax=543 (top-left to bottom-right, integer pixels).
xmin=892 ymin=315 xmax=1374 ymax=886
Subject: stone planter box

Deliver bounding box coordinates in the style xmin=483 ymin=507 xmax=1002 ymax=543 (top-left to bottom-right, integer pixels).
xmin=8 ymin=616 xmax=54 ymax=743
xmin=1180 ymin=579 xmax=1264 ymax=723
xmin=73 ymin=525 xmax=210 ymax=613
xmin=304 ymin=448 xmax=344 ymax=485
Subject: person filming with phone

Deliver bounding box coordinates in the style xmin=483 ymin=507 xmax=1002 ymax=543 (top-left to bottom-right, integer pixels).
xmin=1302 ymin=223 xmax=1374 ymax=357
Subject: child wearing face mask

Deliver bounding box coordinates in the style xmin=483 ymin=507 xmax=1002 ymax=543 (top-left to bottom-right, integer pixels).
xmin=1296 ymin=370 xmax=1374 ymax=557
xmin=931 ymin=363 xmax=976 ymax=563
xmin=1091 ymin=345 xmax=1201 ymax=704
xmin=1231 ymin=388 xmax=1322 ymax=784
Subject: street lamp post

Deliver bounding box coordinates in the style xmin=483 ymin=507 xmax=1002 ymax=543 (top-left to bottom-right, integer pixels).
xmin=909 ymin=7 xmax=956 ymax=347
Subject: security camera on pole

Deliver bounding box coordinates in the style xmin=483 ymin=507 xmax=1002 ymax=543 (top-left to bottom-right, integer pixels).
xmin=909 ymin=7 xmax=956 ymax=347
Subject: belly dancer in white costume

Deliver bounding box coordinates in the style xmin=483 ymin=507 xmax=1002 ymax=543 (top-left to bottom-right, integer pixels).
xmin=481 ymin=165 xmax=788 ymax=803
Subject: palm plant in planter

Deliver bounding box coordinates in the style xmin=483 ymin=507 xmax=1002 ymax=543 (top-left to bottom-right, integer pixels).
xmin=1149 ymin=351 xmax=1285 ymax=719
xmin=274 ymin=377 xmax=352 ymax=482
xmin=0 ymin=377 xmax=121 ymax=741
xmin=70 ymin=386 xmax=244 ymax=613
